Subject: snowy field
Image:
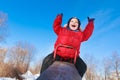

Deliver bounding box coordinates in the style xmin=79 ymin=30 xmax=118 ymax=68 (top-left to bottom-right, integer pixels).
xmin=0 ymin=71 xmax=39 ymax=80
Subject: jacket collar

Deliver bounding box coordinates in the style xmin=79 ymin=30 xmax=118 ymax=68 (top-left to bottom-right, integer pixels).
xmin=67 ymin=27 xmax=79 ymax=32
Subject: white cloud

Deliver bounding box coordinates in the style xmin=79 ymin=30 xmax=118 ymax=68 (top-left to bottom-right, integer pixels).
xmin=87 ymin=9 xmax=120 ymax=38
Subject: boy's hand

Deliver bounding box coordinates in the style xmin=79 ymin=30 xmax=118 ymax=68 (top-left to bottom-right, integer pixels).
xmin=59 ymin=13 xmax=63 ymax=16
xmin=57 ymin=13 xmax=63 ymax=17
xmin=87 ymin=17 xmax=95 ymax=22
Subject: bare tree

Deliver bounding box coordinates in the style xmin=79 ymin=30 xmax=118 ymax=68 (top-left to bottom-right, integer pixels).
xmin=0 ymin=47 xmax=8 ymax=76
xmin=83 ymin=54 xmax=98 ymax=80
xmin=103 ymin=52 xmax=120 ymax=80
xmin=29 ymin=61 xmax=41 ymax=74
xmin=103 ymin=58 xmax=112 ymax=80
xmin=0 ymin=11 xmax=8 ymax=42
xmin=110 ymin=52 xmax=120 ymax=80
xmin=0 ymin=47 xmax=7 ymax=63
xmin=8 ymin=41 xmax=35 ymax=74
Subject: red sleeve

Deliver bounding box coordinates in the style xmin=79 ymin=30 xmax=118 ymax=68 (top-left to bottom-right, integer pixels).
xmin=53 ymin=15 xmax=62 ymax=35
xmin=81 ymin=21 xmax=94 ymax=42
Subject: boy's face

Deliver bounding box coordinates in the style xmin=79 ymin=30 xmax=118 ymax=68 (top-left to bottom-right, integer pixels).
xmin=69 ymin=18 xmax=79 ymax=31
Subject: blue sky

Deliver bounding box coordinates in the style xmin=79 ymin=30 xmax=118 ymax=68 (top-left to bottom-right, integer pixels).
xmin=0 ymin=0 xmax=120 ymax=63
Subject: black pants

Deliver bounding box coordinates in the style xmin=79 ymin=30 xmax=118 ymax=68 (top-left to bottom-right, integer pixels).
xmin=40 ymin=52 xmax=87 ymax=78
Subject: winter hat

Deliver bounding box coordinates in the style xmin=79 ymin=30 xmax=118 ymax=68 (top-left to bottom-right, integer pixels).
xmin=66 ymin=17 xmax=81 ymax=30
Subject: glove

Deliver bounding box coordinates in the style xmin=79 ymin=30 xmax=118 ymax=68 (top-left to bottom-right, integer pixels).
xmin=60 ymin=13 xmax=63 ymax=17
xmin=57 ymin=13 xmax=63 ymax=17
xmin=88 ymin=17 xmax=95 ymax=22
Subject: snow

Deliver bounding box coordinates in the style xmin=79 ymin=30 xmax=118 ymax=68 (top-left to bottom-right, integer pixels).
xmin=0 ymin=78 xmax=16 ymax=80
xmin=0 ymin=71 xmax=40 ymax=80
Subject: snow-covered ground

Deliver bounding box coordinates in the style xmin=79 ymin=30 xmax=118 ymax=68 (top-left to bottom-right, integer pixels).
xmin=0 ymin=71 xmax=40 ymax=80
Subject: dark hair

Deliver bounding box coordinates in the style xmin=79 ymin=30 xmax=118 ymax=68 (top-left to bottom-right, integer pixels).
xmin=67 ymin=17 xmax=81 ymax=30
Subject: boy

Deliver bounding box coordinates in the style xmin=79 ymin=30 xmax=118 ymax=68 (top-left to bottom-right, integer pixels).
xmin=40 ymin=13 xmax=95 ymax=78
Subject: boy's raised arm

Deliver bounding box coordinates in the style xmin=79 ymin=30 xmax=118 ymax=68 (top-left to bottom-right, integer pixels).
xmin=81 ymin=17 xmax=95 ymax=42
xmin=53 ymin=13 xmax=63 ymax=35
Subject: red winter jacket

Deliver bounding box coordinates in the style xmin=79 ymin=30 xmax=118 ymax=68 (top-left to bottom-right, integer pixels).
xmin=53 ymin=15 xmax=94 ymax=59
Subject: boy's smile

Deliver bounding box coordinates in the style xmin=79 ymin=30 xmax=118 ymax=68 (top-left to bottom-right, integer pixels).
xmin=69 ymin=18 xmax=79 ymax=31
